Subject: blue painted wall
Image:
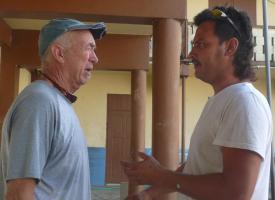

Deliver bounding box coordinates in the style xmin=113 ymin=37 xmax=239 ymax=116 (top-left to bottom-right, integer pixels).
xmin=88 ymin=147 xmax=187 ymax=186
xmin=88 ymin=147 xmax=106 ymax=186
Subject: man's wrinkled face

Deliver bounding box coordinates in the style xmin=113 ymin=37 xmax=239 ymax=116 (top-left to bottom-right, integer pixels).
xmin=63 ymin=30 xmax=98 ymax=88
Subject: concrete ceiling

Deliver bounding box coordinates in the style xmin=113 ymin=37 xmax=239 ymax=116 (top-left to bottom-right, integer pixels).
xmin=4 ymin=18 xmax=153 ymax=35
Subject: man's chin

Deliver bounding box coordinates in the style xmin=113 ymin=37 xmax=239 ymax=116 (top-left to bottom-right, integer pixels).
xmin=194 ymin=71 xmax=200 ymax=78
xmin=194 ymin=72 xmax=204 ymax=81
xmin=81 ymin=77 xmax=91 ymax=85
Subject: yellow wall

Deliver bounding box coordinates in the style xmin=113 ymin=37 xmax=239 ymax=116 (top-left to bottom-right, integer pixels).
xmin=257 ymin=0 xmax=275 ymax=26
xmin=74 ymin=70 xmax=211 ymax=149
xmin=187 ymin=0 xmax=208 ymax=22
xmin=18 ymin=68 xmax=31 ymax=93
xmin=73 ymin=71 xmax=132 ymax=147
xmin=74 ymin=71 xmax=154 ymax=147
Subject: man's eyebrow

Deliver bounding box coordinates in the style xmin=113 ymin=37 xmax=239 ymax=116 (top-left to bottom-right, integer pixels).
xmin=89 ymin=42 xmax=96 ymax=49
xmin=192 ymin=38 xmax=204 ymax=43
xmin=191 ymin=39 xmax=198 ymax=44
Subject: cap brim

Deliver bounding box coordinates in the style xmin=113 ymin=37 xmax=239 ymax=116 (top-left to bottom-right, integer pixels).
xmin=69 ymin=22 xmax=106 ymax=40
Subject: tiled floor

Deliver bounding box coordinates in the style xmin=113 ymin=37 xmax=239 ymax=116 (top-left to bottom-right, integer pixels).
xmin=92 ymin=186 xmax=273 ymax=200
xmin=92 ymin=186 xmax=120 ymax=200
xmin=91 ymin=186 xmax=185 ymax=200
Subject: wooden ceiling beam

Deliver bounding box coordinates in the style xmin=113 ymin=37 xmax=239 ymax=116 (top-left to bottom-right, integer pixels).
xmin=0 ymin=0 xmax=186 ymax=24
xmin=0 ymin=19 xmax=12 ymax=46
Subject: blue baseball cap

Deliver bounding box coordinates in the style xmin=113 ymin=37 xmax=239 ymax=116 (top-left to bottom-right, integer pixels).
xmin=38 ymin=18 xmax=106 ymax=57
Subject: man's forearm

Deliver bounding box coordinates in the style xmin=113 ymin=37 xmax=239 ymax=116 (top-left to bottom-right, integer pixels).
xmin=161 ymin=171 xmax=251 ymax=200
xmin=144 ymin=162 xmax=186 ymax=199
xmin=145 ymin=184 xmax=174 ymax=199
xmin=6 ymin=178 xmax=36 ymax=200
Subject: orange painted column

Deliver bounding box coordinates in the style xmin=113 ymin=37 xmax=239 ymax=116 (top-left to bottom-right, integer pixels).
xmin=152 ymin=19 xmax=181 ymax=200
xmin=0 ymin=46 xmax=2 ymax=141
xmin=129 ymin=69 xmax=147 ymax=194
xmin=0 ymin=19 xmax=12 ymax=47
xmin=0 ymin=24 xmax=19 ymax=131
xmin=0 ymin=45 xmax=20 ymax=128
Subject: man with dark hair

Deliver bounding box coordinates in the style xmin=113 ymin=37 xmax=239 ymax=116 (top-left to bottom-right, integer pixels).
xmin=0 ymin=19 xmax=106 ymax=200
xmin=193 ymin=6 xmax=255 ymax=82
xmin=122 ymin=6 xmax=272 ymax=200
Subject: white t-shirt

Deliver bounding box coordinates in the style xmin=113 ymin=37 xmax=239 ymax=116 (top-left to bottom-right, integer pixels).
xmin=182 ymin=82 xmax=273 ymax=200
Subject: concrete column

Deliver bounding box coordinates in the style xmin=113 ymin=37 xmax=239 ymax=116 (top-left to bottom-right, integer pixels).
xmin=152 ymin=19 xmax=181 ymax=200
xmin=0 ymin=45 xmax=19 ymax=123
xmin=0 ymin=46 xmax=2 ymax=143
xmin=0 ymin=47 xmax=2 ymax=76
xmin=129 ymin=70 xmax=146 ymax=194
xmin=0 ymin=22 xmax=14 ymax=138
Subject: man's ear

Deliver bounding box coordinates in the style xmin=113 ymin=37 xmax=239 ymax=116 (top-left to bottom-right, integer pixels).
xmin=50 ymin=44 xmax=65 ymax=63
xmin=225 ymin=37 xmax=239 ymax=56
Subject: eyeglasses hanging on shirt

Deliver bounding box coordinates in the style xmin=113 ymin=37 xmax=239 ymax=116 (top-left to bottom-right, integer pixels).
xmin=41 ymin=73 xmax=77 ymax=103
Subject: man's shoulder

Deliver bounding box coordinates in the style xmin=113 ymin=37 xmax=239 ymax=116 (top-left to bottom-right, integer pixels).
xmin=18 ymin=80 xmax=59 ymax=103
xmin=211 ymin=82 xmax=270 ymax=116
xmin=24 ymin=80 xmax=53 ymax=94
xmin=219 ymin=82 xmax=265 ymax=101
xmin=232 ymin=83 xmax=267 ymax=103
xmin=222 ymin=83 xmax=270 ymax=116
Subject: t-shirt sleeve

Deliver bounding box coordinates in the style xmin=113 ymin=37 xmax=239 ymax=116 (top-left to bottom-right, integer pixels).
xmin=213 ymin=92 xmax=271 ymax=159
xmin=6 ymin=94 xmax=55 ymax=181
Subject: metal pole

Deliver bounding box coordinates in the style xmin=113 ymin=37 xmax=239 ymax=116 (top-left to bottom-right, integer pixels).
xmin=262 ymin=0 xmax=274 ymax=199
xmin=181 ymin=20 xmax=189 ymax=164
xmin=181 ymin=76 xmax=186 ymax=163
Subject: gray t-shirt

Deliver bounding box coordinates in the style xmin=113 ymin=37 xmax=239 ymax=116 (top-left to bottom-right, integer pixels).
xmin=0 ymin=80 xmax=91 ymax=200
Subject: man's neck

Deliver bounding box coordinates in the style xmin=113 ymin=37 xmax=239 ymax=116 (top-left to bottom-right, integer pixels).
xmin=212 ymin=77 xmax=242 ymax=95
xmin=41 ymin=71 xmax=77 ymax=103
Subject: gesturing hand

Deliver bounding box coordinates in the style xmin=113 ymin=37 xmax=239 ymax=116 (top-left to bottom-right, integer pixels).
xmin=121 ymin=152 xmax=166 ymax=186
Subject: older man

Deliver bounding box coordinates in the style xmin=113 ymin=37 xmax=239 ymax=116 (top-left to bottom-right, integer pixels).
xmin=0 ymin=18 xmax=106 ymax=200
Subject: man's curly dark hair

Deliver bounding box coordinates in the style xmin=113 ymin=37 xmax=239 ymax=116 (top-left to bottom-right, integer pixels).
xmin=194 ymin=6 xmax=256 ymax=81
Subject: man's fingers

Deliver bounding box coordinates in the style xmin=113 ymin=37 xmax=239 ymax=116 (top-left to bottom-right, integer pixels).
xmin=125 ymin=194 xmax=140 ymax=200
xmin=175 ymin=163 xmax=185 ymax=172
xmin=137 ymin=152 xmax=149 ymax=160
xmin=122 ymin=164 xmax=140 ymax=179
xmin=120 ymin=161 xmax=133 ymax=168
xmin=124 ymin=168 xmax=142 ymax=180
xmin=123 ymin=168 xmax=146 ymax=184
xmin=121 ymin=161 xmax=140 ymax=170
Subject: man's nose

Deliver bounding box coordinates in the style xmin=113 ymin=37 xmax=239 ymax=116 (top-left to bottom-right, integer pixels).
xmin=90 ymin=51 xmax=98 ymax=64
xmin=187 ymin=49 xmax=196 ymax=61
xmin=187 ymin=48 xmax=194 ymax=58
